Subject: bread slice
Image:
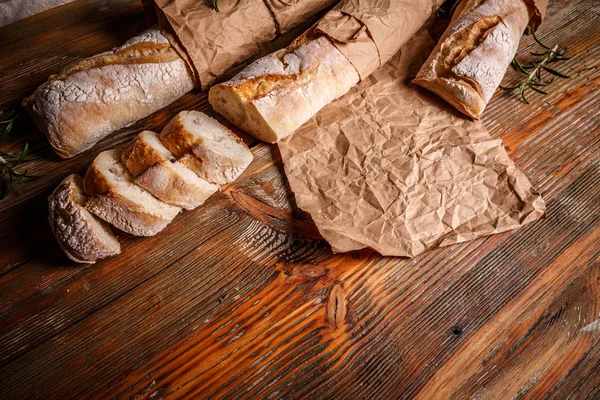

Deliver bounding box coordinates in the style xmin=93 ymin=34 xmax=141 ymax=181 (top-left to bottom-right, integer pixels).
xmin=48 ymin=174 xmax=121 ymax=263
xmin=208 ymin=33 xmax=359 ymax=143
xmin=121 ymin=130 xmax=175 ymax=177
xmin=83 ymin=149 xmax=181 ymax=236
xmin=121 ymin=130 xmax=219 ymax=210
xmin=160 ymin=111 xmax=253 ymax=184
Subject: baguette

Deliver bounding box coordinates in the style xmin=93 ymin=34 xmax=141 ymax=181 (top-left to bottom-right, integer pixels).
xmin=23 ymin=28 xmax=194 ymax=158
xmin=48 ymin=174 xmax=121 ymax=263
xmin=413 ymin=0 xmax=533 ymax=118
xmin=208 ymin=32 xmax=359 ymax=143
xmin=84 ymin=149 xmax=181 ymax=236
xmin=50 ymin=111 xmax=252 ymax=262
xmin=121 ymin=130 xmax=219 ymax=210
xmin=160 ymin=111 xmax=253 ymax=184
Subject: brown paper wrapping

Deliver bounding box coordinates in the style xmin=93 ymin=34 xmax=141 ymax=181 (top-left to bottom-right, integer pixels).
xmin=315 ymin=0 xmax=445 ymax=79
xmin=525 ymin=0 xmax=548 ymax=26
xmin=278 ymin=32 xmax=545 ymax=257
xmin=145 ymin=0 xmax=338 ymax=88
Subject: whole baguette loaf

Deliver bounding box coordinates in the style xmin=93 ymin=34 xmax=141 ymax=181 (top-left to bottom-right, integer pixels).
xmin=84 ymin=149 xmax=181 ymax=236
xmin=121 ymin=130 xmax=219 ymax=210
xmin=23 ymin=28 xmax=195 ymax=158
xmin=48 ymin=174 xmax=121 ymax=263
xmin=413 ymin=0 xmax=533 ymax=118
xmin=209 ymin=32 xmax=359 ymax=143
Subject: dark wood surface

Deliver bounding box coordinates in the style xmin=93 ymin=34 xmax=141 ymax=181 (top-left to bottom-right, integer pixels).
xmin=0 ymin=0 xmax=598 ymax=398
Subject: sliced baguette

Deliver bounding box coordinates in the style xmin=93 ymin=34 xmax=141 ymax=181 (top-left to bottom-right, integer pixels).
xmin=84 ymin=149 xmax=181 ymax=236
xmin=160 ymin=111 xmax=253 ymax=184
xmin=121 ymin=130 xmax=218 ymax=210
xmin=48 ymin=174 xmax=121 ymax=263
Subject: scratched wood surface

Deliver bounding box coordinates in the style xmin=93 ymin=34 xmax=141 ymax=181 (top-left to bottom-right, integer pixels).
xmin=0 ymin=0 xmax=598 ymax=398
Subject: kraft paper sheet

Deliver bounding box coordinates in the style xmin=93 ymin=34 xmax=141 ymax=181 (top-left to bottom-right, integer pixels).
xmin=278 ymin=32 xmax=546 ymax=257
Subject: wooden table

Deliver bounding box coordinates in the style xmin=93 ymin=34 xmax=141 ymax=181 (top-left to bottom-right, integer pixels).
xmin=0 ymin=0 xmax=598 ymax=398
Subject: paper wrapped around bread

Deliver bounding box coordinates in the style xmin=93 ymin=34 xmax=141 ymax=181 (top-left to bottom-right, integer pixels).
xmin=413 ymin=0 xmax=548 ymax=118
xmin=146 ymin=0 xmax=338 ymax=88
xmin=209 ymin=0 xmax=446 ymax=143
xmin=278 ymin=31 xmax=546 ymax=257
xmin=24 ymin=0 xmax=337 ymax=158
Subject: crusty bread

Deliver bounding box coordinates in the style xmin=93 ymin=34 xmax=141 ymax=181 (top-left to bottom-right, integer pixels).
xmin=121 ymin=130 xmax=176 ymax=177
xmin=84 ymin=149 xmax=181 ymax=236
xmin=121 ymin=130 xmax=219 ymax=209
xmin=208 ymin=32 xmax=360 ymax=143
xmin=48 ymin=174 xmax=121 ymax=263
xmin=22 ymin=28 xmax=195 ymax=158
xmin=160 ymin=111 xmax=253 ymax=184
xmin=413 ymin=0 xmax=531 ymax=118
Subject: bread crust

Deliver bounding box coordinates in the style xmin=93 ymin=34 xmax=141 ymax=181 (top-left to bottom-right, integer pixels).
xmin=121 ymin=130 xmax=172 ymax=177
xmin=22 ymin=28 xmax=194 ymax=158
xmin=48 ymin=174 xmax=121 ymax=263
xmin=209 ymin=33 xmax=360 ymax=143
xmin=413 ymin=0 xmax=532 ymax=118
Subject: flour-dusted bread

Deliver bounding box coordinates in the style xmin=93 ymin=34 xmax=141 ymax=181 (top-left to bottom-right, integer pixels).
xmin=48 ymin=174 xmax=121 ymax=263
xmin=208 ymin=32 xmax=360 ymax=143
xmin=121 ymin=130 xmax=219 ymax=210
xmin=22 ymin=27 xmax=195 ymax=158
xmin=413 ymin=0 xmax=532 ymax=118
xmin=84 ymin=149 xmax=181 ymax=236
xmin=159 ymin=111 xmax=253 ymax=184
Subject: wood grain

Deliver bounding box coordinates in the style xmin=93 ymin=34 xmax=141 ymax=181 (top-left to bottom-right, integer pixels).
xmin=0 ymin=0 xmax=599 ymax=399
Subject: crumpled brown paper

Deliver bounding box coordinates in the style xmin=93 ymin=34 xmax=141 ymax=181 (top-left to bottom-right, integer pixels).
xmin=278 ymin=31 xmax=546 ymax=257
xmin=525 ymin=0 xmax=548 ymax=26
xmin=144 ymin=0 xmax=337 ymax=88
xmin=315 ymin=0 xmax=445 ymax=79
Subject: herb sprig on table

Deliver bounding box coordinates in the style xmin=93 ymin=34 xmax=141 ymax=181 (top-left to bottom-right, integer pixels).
xmin=0 ymin=110 xmax=41 ymax=200
xmin=500 ymin=27 xmax=571 ymax=104
xmin=208 ymin=0 xmax=219 ymax=12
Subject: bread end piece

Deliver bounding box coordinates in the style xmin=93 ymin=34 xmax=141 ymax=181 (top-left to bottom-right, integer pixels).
xmin=208 ymin=34 xmax=360 ymax=143
xmin=48 ymin=174 xmax=121 ymax=263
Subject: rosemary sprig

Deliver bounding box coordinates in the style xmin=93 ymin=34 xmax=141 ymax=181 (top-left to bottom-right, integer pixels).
xmin=500 ymin=27 xmax=571 ymax=104
xmin=208 ymin=0 xmax=219 ymax=12
xmin=0 ymin=110 xmax=40 ymax=200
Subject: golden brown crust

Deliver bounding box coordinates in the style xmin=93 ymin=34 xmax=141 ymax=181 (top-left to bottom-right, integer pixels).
xmin=158 ymin=114 xmax=198 ymax=157
xmin=83 ymin=157 xmax=111 ymax=197
xmin=121 ymin=132 xmax=167 ymax=177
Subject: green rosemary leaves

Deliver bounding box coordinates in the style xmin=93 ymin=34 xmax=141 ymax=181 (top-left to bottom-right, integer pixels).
xmin=0 ymin=110 xmax=40 ymax=200
xmin=500 ymin=27 xmax=571 ymax=104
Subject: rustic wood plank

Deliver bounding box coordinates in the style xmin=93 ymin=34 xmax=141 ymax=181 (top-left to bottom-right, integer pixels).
xmin=0 ymin=0 xmax=598 ymax=398
xmin=0 ymin=159 xmax=597 ymax=399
